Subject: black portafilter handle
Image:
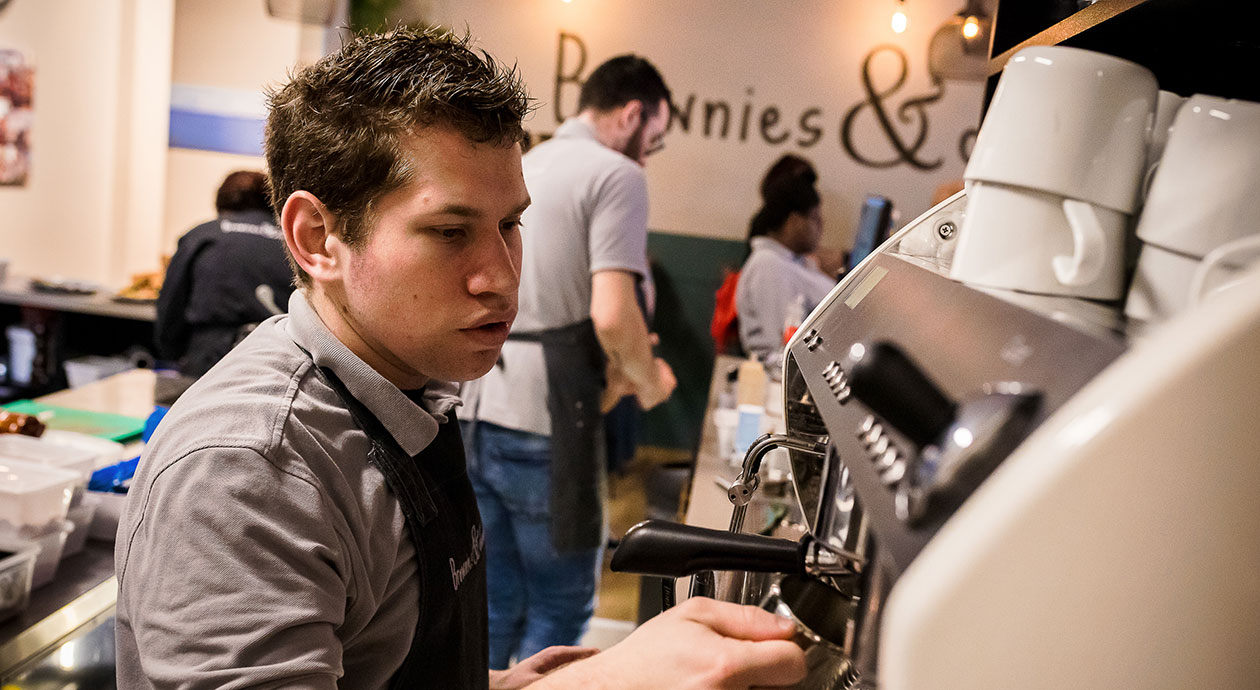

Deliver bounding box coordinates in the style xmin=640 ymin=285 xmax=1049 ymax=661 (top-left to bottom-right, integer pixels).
xmin=610 ymin=520 xmax=805 ymax=578
xmin=845 ymin=341 xmax=956 ymax=448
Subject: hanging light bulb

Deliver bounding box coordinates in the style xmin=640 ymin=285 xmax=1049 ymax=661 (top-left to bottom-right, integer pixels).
xmin=891 ymin=0 xmax=908 ymax=33
xmin=957 ymin=0 xmax=989 ymax=47
xmin=962 ymin=14 xmax=980 ymax=39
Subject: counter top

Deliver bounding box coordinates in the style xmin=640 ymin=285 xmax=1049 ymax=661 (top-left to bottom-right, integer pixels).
xmin=0 ymin=545 xmax=116 ymax=678
xmin=37 ymin=368 xmax=159 ymax=420
xmin=0 ymin=274 xmax=156 ymax=322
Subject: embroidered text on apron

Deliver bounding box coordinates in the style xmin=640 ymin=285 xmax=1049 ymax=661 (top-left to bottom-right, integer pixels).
xmin=318 ymin=367 xmax=488 ymax=690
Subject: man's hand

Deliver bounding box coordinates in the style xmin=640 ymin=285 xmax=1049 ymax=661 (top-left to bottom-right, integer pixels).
xmin=591 ymin=271 xmax=676 ymax=411
xmin=633 ymin=357 xmax=676 ymax=410
xmin=489 ymin=646 xmax=599 ymax=690
xmin=601 ymin=363 xmax=637 ymax=413
xmin=528 ymin=597 xmax=807 ymax=690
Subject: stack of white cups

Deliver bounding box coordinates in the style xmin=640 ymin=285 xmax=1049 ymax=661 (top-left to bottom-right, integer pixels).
xmin=1125 ymin=94 xmax=1260 ymax=324
xmin=951 ymin=46 xmax=1158 ymax=300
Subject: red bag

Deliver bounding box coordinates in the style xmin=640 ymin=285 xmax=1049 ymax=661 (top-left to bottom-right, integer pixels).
xmin=710 ymin=269 xmax=741 ymax=354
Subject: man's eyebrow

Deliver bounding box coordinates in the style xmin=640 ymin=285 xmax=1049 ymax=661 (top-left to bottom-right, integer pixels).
xmin=431 ymin=204 xmax=482 ymax=218
xmin=426 ymin=198 xmax=531 ymax=219
xmin=509 ymin=198 xmax=532 ymax=216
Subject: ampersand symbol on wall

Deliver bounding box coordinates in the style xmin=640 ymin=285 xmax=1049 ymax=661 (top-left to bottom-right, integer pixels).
xmin=841 ymin=44 xmax=944 ymax=170
xmin=958 ymin=127 xmax=978 ymax=163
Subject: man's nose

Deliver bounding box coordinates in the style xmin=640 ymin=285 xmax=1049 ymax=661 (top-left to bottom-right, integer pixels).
xmin=468 ymin=234 xmax=519 ymax=297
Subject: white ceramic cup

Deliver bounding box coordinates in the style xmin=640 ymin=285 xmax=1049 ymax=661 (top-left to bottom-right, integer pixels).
xmin=966 ymin=46 xmax=1157 ymax=214
xmin=1141 ymin=90 xmax=1188 ymax=200
xmin=951 ymin=181 xmax=1128 ymax=299
xmin=1134 ymin=94 xmax=1260 ymax=259
xmin=1125 ymin=234 xmax=1260 ymax=324
xmin=1123 ymin=243 xmax=1203 ymax=323
xmin=1189 ymin=234 xmax=1260 ymax=307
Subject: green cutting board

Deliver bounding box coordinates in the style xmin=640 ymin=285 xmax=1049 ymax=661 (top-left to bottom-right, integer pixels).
xmin=3 ymin=400 xmax=146 ymax=442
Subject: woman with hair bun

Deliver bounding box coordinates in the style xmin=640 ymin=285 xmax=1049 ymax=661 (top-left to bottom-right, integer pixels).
xmin=734 ymin=154 xmax=837 ymax=368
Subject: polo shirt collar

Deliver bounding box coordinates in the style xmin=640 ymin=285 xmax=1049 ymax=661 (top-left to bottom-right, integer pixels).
xmin=285 ymin=291 xmax=461 ymax=457
xmin=750 ymin=235 xmax=806 ymax=264
xmin=555 ymin=117 xmax=598 ymax=142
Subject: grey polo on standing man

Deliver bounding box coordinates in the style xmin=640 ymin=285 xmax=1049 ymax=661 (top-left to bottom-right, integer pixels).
xmin=463 ymin=116 xmax=651 ymax=435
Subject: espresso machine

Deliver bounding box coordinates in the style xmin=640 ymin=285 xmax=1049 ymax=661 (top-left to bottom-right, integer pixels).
xmin=614 ymin=190 xmax=1260 ymax=689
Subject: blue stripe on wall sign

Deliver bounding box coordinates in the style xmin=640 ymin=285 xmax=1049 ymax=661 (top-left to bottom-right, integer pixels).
xmin=168 ymin=109 xmax=265 ymax=156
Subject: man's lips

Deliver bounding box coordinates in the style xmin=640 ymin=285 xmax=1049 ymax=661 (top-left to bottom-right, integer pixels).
xmin=465 ymin=311 xmax=516 ymax=330
xmin=461 ymin=317 xmax=513 ymax=345
xmin=466 ymin=321 xmax=509 ymax=335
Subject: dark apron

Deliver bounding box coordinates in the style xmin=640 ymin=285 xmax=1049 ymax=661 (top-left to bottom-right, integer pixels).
xmin=317 ymin=367 xmax=488 ymax=690
xmin=505 ymin=319 xmax=607 ymax=552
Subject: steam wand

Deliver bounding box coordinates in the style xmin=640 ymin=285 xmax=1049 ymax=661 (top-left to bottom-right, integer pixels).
xmin=689 ymin=433 xmax=828 ymax=599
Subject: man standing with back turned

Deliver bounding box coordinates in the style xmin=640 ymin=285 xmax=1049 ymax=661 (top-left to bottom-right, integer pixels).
xmin=115 ymin=27 xmax=803 ymax=690
xmin=461 ymin=55 xmax=679 ymax=668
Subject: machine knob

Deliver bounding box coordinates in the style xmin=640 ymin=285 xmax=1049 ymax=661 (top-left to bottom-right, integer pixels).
xmin=845 ymin=341 xmax=956 ymax=448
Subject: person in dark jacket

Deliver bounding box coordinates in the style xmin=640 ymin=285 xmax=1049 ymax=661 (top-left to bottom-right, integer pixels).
xmin=155 ymin=170 xmax=294 ymax=376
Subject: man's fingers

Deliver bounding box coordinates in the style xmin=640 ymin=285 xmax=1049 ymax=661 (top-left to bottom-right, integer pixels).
xmin=523 ymin=645 xmax=600 ymax=674
xmin=601 ymin=373 xmax=635 ymax=413
xmin=671 ymin=600 xmax=808 ymax=688
xmin=600 ymin=388 xmax=622 ymax=413
xmin=676 ymin=598 xmax=797 ymax=641
xmin=726 ymin=638 xmax=808 ymax=688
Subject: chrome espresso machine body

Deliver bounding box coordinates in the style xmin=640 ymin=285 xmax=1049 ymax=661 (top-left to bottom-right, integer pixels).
xmin=778 ymin=192 xmax=1260 ymax=689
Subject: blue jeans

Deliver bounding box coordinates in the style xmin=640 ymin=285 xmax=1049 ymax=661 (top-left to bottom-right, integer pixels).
xmin=462 ymin=421 xmax=604 ymax=670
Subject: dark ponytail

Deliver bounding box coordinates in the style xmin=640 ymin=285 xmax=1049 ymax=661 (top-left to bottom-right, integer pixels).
xmin=743 ymin=156 xmax=820 ymax=260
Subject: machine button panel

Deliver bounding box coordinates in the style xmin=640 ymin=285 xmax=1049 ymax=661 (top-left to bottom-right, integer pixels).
xmin=822 ymin=361 xmax=851 ymax=404
xmin=880 ymin=459 xmax=907 ymax=485
xmin=876 ymin=447 xmax=900 ymax=470
xmin=857 ymin=414 xmax=911 ymax=490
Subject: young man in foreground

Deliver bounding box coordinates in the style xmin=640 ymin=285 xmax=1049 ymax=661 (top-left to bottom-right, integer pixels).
xmin=115 ymin=27 xmax=806 ymax=690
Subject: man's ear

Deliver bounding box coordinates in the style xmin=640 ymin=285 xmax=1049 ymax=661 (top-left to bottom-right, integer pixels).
xmin=281 ymin=191 xmax=343 ymax=283
xmin=616 ymin=99 xmax=644 ymax=132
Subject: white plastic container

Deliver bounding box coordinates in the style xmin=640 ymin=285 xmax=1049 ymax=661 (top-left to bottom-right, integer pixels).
xmin=0 ymin=434 xmax=100 ymax=508
xmin=0 ymin=542 xmax=38 ymax=623
xmin=62 ymin=501 xmax=98 ymax=557
xmin=0 ymin=434 xmax=99 ymax=478
xmin=39 ymin=430 xmax=128 ymax=470
xmin=0 ymin=458 xmax=79 ymax=541
xmin=29 ymin=520 xmax=73 ymax=589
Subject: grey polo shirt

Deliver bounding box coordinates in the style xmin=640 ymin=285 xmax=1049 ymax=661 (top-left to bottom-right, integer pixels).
xmin=462 ymin=118 xmax=651 ymax=436
xmin=736 ymin=236 xmax=837 ymax=368
xmin=115 ymin=291 xmax=464 ymax=689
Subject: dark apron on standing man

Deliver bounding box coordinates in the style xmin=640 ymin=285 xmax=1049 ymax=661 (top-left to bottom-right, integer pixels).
xmin=505 ymin=319 xmax=607 ymax=553
xmin=318 ymin=367 xmax=489 ymax=690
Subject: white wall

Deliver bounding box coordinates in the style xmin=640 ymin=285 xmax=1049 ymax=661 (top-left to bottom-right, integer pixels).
xmin=0 ymin=0 xmax=173 ymax=285
xmin=413 ymin=0 xmax=989 ymax=249
xmin=161 ymin=0 xmax=317 ymax=252
xmin=0 ymin=0 xmax=987 ymax=282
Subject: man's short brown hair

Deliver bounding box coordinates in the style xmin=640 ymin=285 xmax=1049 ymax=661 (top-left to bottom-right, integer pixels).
xmin=264 ymin=27 xmax=532 ymax=285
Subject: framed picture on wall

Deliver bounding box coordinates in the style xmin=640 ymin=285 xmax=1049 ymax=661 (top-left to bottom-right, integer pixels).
xmin=0 ymin=48 xmax=33 ymax=187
